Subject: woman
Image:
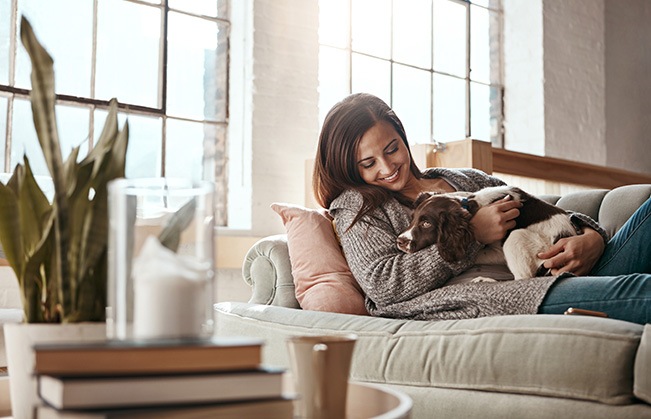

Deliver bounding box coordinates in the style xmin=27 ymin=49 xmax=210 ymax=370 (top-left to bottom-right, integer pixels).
xmin=313 ymin=93 xmax=650 ymax=324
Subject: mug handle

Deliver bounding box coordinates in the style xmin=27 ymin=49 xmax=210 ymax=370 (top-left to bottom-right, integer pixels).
xmin=312 ymin=343 xmax=328 ymax=414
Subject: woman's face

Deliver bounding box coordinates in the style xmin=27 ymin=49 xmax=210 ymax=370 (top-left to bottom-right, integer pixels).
xmin=355 ymin=120 xmax=413 ymax=192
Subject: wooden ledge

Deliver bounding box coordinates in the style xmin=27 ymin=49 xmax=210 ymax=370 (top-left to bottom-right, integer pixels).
xmin=412 ymin=140 xmax=651 ymax=190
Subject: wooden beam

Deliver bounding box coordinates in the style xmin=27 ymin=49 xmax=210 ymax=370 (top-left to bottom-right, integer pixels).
xmin=492 ymin=148 xmax=651 ymax=189
xmin=415 ymin=139 xmax=651 ymax=190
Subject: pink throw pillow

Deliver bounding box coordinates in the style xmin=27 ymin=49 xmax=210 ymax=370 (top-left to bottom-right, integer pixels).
xmin=271 ymin=203 xmax=368 ymax=315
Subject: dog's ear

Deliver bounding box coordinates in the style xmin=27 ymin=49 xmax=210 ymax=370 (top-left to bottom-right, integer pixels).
xmin=436 ymin=211 xmax=475 ymax=263
xmin=414 ymin=192 xmax=433 ymax=208
xmin=464 ymin=199 xmax=480 ymax=215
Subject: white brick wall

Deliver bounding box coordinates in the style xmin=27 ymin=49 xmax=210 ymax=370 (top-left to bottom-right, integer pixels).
xmin=503 ymin=0 xmax=650 ymax=174
xmin=604 ymin=0 xmax=651 ymax=175
xmin=503 ymin=0 xmax=545 ymax=155
xmin=250 ymin=0 xmax=319 ymax=237
xmin=543 ymin=0 xmax=606 ymax=165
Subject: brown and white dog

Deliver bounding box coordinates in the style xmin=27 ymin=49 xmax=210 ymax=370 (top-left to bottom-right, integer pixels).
xmin=396 ymin=186 xmax=578 ymax=279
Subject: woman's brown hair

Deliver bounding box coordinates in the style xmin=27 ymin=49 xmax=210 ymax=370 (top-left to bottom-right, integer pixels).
xmin=313 ymin=93 xmax=422 ymax=226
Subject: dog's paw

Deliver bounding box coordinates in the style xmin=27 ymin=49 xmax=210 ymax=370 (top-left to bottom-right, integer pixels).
xmin=471 ymin=276 xmax=497 ymax=283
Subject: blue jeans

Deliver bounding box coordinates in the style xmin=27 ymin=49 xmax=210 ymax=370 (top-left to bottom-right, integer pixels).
xmin=539 ymin=197 xmax=651 ymax=324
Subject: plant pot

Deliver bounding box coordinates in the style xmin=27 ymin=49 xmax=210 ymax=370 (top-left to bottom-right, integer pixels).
xmin=4 ymin=322 xmax=106 ymax=419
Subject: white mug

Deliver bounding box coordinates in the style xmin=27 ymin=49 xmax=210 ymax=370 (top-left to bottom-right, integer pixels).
xmin=286 ymin=334 xmax=357 ymax=418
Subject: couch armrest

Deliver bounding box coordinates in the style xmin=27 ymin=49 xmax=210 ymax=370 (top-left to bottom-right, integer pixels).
xmin=241 ymin=234 xmax=300 ymax=309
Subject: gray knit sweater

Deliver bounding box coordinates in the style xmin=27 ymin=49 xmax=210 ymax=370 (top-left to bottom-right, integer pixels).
xmin=329 ymin=168 xmax=607 ymax=321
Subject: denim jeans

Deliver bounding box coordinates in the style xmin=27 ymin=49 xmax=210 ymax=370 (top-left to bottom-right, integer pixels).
xmin=539 ymin=197 xmax=651 ymax=324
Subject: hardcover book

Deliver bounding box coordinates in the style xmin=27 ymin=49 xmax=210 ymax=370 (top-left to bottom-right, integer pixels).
xmin=36 ymin=397 xmax=293 ymax=419
xmin=37 ymin=367 xmax=285 ymax=409
xmin=33 ymin=336 xmax=263 ymax=376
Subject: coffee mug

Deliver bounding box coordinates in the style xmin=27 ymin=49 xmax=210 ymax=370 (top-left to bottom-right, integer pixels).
xmin=286 ymin=334 xmax=357 ymax=418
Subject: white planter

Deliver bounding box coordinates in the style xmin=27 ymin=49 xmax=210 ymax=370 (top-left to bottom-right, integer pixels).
xmin=4 ymin=322 xmax=106 ymax=419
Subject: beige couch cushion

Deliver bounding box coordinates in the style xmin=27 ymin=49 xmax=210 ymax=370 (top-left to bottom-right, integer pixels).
xmin=215 ymin=303 xmax=644 ymax=405
xmin=635 ymin=325 xmax=651 ymax=404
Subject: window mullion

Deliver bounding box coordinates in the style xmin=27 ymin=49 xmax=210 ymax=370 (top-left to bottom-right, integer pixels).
xmin=465 ymin=1 xmax=471 ymax=139
xmin=160 ymin=1 xmax=169 ymax=177
xmin=89 ymin=0 xmax=99 ymax=152
xmin=430 ymin=0 xmax=435 ymax=143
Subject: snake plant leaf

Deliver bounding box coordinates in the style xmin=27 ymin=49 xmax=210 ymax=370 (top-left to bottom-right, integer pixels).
xmin=18 ymin=156 xmax=52 ymax=257
xmin=63 ymin=146 xmax=80 ymax=197
xmin=0 ymin=183 xmax=22 ymax=274
xmin=158 ymin=197 xmax=197 ymax=252
xmin=20 ymin=16 xmax=72 ymax=317
xmin=109 ymin=121 xmax=129 ymax=179
xmin=20 ymin=17 xmax=65 ymax=197
xmin=22 ymin=212 xmax=56 ymax=323
xmin=83 ymin=99 xmax=119 ymax=179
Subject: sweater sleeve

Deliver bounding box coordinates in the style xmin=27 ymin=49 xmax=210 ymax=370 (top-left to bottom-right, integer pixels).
xmin=569 ymin=212 xmax=610 ymax=242
xmin=331 ymin=192 xmax=483 ymax=308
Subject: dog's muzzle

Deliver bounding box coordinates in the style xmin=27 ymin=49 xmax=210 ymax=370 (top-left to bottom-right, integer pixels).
xmin=396 ymin=234 xmax=413 ymax=253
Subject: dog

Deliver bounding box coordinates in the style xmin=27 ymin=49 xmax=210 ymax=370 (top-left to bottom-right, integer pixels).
xmin=396 ymin=185 xmax=578 ymax=279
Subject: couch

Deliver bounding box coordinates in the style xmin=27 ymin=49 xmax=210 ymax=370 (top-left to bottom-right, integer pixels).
xmin=214 ymin=184 xmax=651 ymax=419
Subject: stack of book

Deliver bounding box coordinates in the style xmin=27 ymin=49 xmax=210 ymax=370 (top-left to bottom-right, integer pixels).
xmin=32 ymin=337 xmax=293 ymax=418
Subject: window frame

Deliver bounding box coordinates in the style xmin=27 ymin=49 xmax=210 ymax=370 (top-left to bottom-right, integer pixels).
xmin=0 ymin=0 xmax=231 ymax=224
xmin=318 ymin=0 xmax=504 ymax=147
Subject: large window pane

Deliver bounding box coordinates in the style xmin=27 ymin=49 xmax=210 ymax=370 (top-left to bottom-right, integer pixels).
xmin=393 ymin=0 xmax=431 ymax=69
xmin=433 ymin=0 xmax=466 ymax=77
xmin=96 ymin=0 xmax=160 ymax=107
xmin=319 ymin=46 xmax=349 ymax=126
xmin=470 ymin=82 xmax=490 ymax=141
xmin=165 ymin=119 xmax=205 ymax=182
xmin=57 ymin=105 xmax=91 ymax=160
xmin=11 ymin=100 xmax=89 ymax=176
xmin=393 ymin=65 xmax=431 ymax=143
xmin=319 ymin=0 xmax=349 ymax=48
xmin=433 ymin=74 xmax=465 ymax=141
xmin=352 ymin=0 xmax=391 ymax=59
xmin=471 ymin=5 xmax=490 ymax=84
xmin=95 ymin=109 xmax=162 ymax=179
xmin=351 ymin=53 xmax=390 ymax=105
xmin=0 ymin=0 xmax=10 ymax=86
xmin=124 ymin=115 xmax=162 ymax=179
xmin=15 ymin=0 xmax=93 ymax=97
xmin=167 ymin=13 xmax=226 ymax=122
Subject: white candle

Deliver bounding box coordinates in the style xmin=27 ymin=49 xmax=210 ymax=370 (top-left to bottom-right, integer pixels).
xmin=132 ymin=236 xmax=211 ymax=339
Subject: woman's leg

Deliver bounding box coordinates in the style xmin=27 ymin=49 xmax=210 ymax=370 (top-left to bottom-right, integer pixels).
xmin=590 ymin=197 xmax=651 ymax=276
xmin=538 ymin=274 xmax=651 ymax=324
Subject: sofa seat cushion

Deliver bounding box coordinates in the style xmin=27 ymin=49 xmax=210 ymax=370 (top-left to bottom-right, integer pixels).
xmin=215 ymin=302 xmax=644 ymax=405
xmin=635 ymin=325 xmax=651 ymax=404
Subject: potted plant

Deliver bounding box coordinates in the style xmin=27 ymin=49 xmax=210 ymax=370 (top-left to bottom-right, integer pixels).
xmin=0 ymin=17 xmax=128 ymax=417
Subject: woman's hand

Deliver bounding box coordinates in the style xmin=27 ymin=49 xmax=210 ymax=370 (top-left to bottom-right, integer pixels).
xmin=470 ymin=196 xmax=522 ymax=244
xmin=537 ymin=228 xmax=605 ymax=276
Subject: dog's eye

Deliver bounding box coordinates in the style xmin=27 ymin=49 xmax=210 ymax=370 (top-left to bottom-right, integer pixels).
xmin=419 ymin=220 xmax=432 ymax=229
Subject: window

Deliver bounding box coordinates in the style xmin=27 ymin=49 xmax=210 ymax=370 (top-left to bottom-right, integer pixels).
xmin=319 ymin=0 xmax=503 ymax=146
xmin=0 ymin=0 xmax=230 ymax=225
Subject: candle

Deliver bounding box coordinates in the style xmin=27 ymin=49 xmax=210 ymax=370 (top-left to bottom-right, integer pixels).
xmin=132 ymin=236 xmax=211 ymax=339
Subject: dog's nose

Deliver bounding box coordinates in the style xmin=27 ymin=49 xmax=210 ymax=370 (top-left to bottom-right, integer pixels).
xmin=396 ymin=235 xmax=411 ymax=253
